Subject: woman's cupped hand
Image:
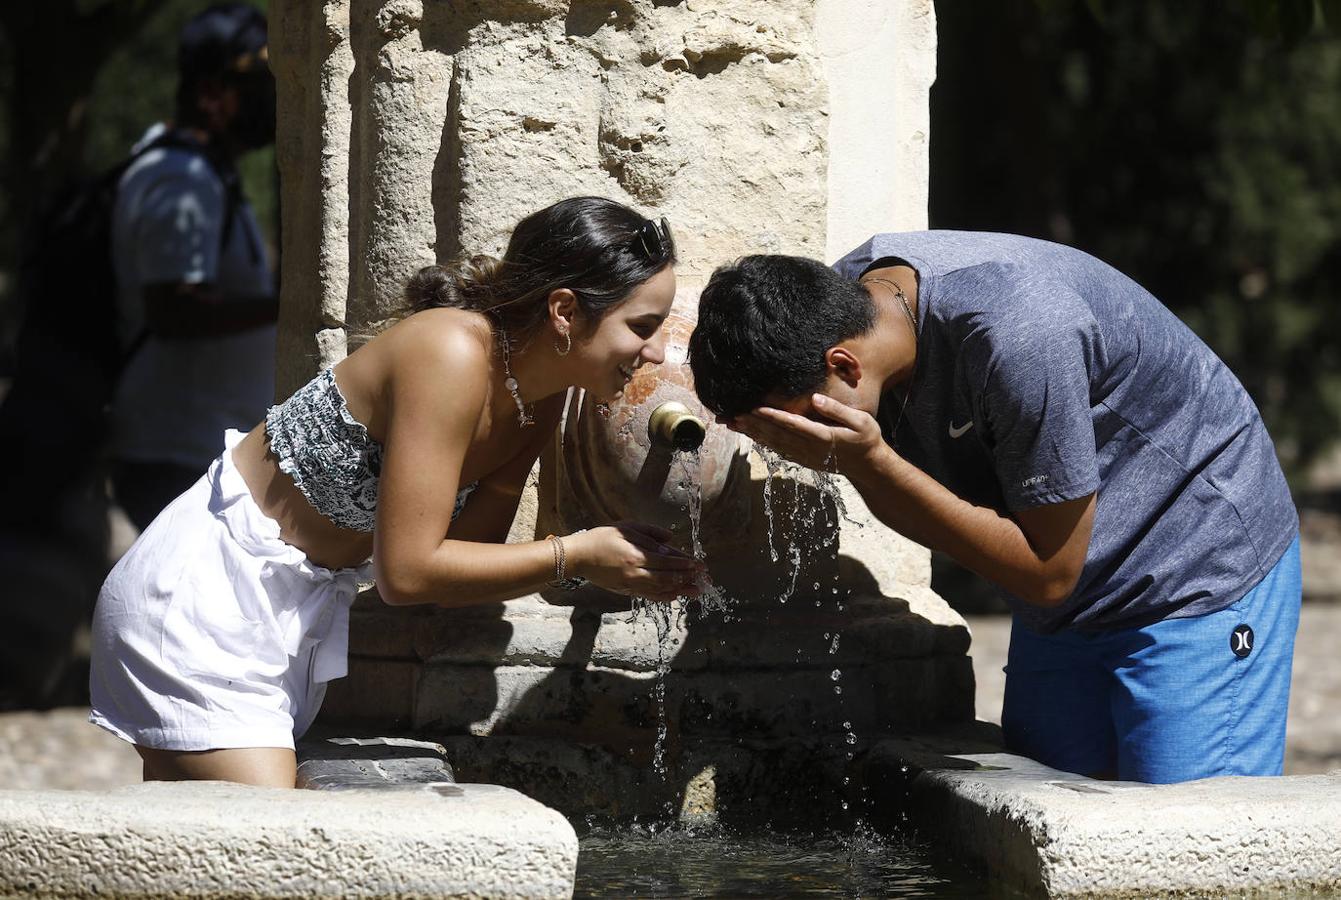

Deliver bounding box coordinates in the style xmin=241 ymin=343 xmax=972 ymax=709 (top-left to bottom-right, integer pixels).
xmin=568 ymin=521 xmax=707 ymax=602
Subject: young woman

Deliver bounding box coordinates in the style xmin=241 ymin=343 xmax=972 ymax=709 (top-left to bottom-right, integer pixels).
xmin=90 ymin=196 xmax=702 ymax=787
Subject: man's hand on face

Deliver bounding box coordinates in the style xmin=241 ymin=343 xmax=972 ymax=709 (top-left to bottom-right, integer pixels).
xmin=719 ymin=393 xmax=886 ymax=477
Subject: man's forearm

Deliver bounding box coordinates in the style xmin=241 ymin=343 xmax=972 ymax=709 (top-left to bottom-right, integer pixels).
xmin=845 ymin=445 xmax=1072 ymax=606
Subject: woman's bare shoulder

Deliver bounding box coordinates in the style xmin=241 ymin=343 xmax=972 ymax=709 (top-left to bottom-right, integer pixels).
xmin=363 ymin=308 xmax=493 ymax=376
xmin=339 ymin=309 xmax=493 ymax=433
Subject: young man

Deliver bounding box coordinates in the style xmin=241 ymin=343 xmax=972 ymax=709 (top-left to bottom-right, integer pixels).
xmin=688 ymin=232 xmax=1300 ymax=783
xmin=108 ymin=2 xmax=279 ymax=529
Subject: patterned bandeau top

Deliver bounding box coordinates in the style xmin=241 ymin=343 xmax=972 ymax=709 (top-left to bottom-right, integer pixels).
xmin=264 ymin=368 xmax=475 ymax=532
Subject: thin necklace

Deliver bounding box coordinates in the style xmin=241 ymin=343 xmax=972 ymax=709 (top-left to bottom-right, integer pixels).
xmin=860 ymin=275 xmax=918 ymax=446
xmin=498 ymin=327 xmax=534 ymax=428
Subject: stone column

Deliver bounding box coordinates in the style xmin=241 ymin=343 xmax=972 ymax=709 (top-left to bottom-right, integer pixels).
xmin=272 ymin=0 xmax=964 ymax=821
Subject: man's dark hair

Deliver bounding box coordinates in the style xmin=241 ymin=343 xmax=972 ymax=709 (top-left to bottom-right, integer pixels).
xmin=688 ymin=255 xmax=875 ymax=418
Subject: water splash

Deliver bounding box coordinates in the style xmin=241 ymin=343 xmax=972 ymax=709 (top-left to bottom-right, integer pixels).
xmin=629 ymin=595 xmax=679 ymax=819
xmin=759 ymin=447 xmax=785 ymax=563
xmin=650 ymin=656 xmax=670 ymax=780
xmin=672 ymin=449 xmax=729 ymax=617
xmin=764 ymin=454 xmax=843 ymax=609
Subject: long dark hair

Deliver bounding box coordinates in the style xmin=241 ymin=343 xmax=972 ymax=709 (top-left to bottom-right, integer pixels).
xmin=404 ymin=196 xmax=675 ymax=339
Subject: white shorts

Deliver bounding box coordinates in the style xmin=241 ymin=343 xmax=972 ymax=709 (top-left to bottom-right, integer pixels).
xmin=90 ymin=430 xmax=373 ymax=751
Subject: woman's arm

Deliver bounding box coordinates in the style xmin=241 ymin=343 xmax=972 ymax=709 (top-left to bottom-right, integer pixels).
xmin=371 ymin=324 xmax=700 ymax=606
xmin=444 ymin=394 xmax=564 ymax=546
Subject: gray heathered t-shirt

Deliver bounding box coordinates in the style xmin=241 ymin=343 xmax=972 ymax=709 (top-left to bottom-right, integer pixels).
xmin=833 ymin=231 xmax=1297 ymax=633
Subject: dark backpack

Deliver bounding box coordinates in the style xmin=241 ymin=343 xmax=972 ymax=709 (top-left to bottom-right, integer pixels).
xmin=0 ymin=133 xmax=237 ymax=495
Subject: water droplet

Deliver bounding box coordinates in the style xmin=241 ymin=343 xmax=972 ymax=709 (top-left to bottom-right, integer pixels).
xmin=842 ymin=720 xmax=851 ymax=729
xmin=834 ymin=685 xmax=843 ymax=695
xmin=830 ymin=669 xmax=841 ymax=681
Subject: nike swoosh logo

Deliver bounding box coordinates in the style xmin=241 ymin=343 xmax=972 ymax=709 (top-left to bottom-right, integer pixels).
xmin=948 ymin=420 xmax=974 ymax=439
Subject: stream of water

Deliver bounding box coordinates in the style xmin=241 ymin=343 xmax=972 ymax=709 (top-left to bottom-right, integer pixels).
xmin=612 ymin=444 xmax=950 ymax=891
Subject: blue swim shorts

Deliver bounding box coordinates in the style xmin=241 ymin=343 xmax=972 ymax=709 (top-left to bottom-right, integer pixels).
xmin=1000 ymin=537 xmax=1301 ymax=783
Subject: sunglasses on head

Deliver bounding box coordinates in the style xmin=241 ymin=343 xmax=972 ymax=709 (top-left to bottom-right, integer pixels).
xmin=634 ymin=217 xmax=675 ymax=262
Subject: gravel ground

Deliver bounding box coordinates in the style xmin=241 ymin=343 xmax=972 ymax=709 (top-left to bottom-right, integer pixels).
xmin=1 ymin=606 xmax=1336 ymax=792
xmin=967 ymin=603 xmax=1341 ymax=775
xmin=0 ymin=709 xmax=141 ymax=791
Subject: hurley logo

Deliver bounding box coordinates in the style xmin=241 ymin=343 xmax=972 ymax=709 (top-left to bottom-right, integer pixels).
xmin=1230 ymin=624 xmax=1254 ymax=659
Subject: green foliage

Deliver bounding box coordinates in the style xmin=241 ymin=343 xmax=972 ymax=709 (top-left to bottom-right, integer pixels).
xmin=932 ymin=0 xmax=1341 ymax=476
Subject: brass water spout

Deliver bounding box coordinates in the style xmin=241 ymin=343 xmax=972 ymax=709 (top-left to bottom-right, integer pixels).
xmin=647 ymin=401 xmax=706 ymax=451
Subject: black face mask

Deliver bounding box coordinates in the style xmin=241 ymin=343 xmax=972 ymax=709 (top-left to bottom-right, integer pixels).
xmin=227 ymin=70 xmax=276 ymax=150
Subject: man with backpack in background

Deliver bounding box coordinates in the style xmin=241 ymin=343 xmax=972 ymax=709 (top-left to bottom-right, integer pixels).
xmin=109 ymin=2 xmax=278 ymax=530
xmin=0 ymin=3 xmax=277 ymax=708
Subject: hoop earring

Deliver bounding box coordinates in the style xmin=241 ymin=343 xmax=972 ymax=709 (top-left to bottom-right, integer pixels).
xmin=555 ymin=330 xmax=572 ymax=356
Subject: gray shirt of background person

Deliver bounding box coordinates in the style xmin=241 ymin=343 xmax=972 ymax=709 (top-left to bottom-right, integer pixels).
xmin=834 ymin=230 xmax=1298 ymax=634
xmin=109 ymin=124 xmax=276 ymax=473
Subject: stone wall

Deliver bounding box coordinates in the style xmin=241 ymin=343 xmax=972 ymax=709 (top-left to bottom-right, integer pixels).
xmin=271 ymin=0 xmax=957 ymax=820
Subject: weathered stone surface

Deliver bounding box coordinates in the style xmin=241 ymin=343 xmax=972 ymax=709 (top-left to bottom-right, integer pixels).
xmin=270 ymin=0 xmax=357 ymax=395
xmin=836 ymin=477 xmax=934 ymax=589
xmin=441 ymin=732 xmax=891 ymax=824
xmin=443 ymin=1 xmax=830 ymax=289
xmin=346 ymin=590 xmax=428 ymax=659
xmin=871 ymin=740 xmax=1341 ymax=898
xmin=815 ymin=0 xmax=936 ymax=260
xmin=297 ymin=736 xmax=456 ymax=790
xmin=408 ymin=591 xmax=966 ymax=671
xmin=0 ymin=781 xmax=577 ymax=899
xmin=272 ymin=0 xmax=850 ymax=392
xmin=412 ymin=656 xmax=969 ymax=740
xmin=321 ymin=656 xmax=419 ymax=728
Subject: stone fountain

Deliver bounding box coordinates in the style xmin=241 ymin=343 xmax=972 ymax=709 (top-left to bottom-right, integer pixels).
xmin=3 ymin=4 xmax=1338 ymax=898
xmin=270 ymin=0 xmax=966 ymax=823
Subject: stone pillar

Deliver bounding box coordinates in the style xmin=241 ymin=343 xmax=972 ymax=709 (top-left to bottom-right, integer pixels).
xmin=272 ymin=0 xmax=964 ymax=822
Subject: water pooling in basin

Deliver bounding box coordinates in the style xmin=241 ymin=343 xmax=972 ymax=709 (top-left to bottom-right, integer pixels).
xmin=573 ymin=821 xmax=995 ymax=899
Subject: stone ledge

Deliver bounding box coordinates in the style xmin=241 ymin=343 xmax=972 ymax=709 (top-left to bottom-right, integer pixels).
xmin=296 ymin=736 xmax=457 ymax=790
xmin=870 ymin=737 xmax=1341 ymax=898
xmin=0 ymin=781 xmax=576 ymax=899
